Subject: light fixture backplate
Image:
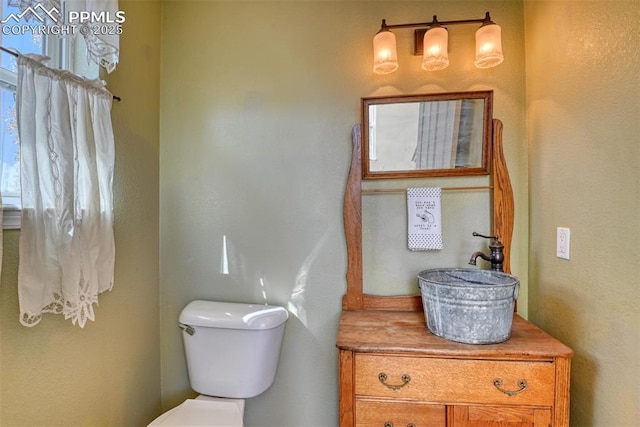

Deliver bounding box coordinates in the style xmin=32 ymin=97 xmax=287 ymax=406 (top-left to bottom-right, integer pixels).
xmin=413 ymin=28 xmax=427 ymax=55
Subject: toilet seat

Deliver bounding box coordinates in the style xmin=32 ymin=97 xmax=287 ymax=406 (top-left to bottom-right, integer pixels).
xmin=148 ymin=396 xmax=244 ymax=426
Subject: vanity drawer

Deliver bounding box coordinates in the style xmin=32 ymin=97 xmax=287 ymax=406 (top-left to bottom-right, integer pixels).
xmin=355 ymin=354 xmax=555 ymax=406
xmin=355 ymin=399 xmax=445 ymax=427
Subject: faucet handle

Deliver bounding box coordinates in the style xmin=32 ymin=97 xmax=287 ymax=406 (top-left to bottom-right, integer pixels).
xmin=472 ymin=232 xmax=499 ymax=241
xmin=471 ymin=232 xmax=505 ymax=272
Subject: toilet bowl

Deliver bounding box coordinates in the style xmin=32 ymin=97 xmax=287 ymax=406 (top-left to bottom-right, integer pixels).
xmin=148 ymin=300 xmax=288 ymax=426
xmin=148 ymin=396 xmax=245 ymax=426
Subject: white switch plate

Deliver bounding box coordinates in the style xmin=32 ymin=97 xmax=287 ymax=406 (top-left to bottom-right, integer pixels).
xmin=557 ymin=227 xmax=570 ymax=260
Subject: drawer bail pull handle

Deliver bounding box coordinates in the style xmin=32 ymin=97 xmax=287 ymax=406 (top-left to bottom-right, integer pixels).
xmin=383 ymin=423 xmax=416 ymax=427
xmin=378 ymin=372 xmax=411 ymax=390
xmin=493 ymin=378 xmax=528 ymax=396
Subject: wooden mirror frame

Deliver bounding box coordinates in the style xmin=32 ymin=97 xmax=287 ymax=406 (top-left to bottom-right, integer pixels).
xmin=342 ymin=119 xmax=514 ymax=311
xmin=362 ymin=91 xmax=493 ymax=179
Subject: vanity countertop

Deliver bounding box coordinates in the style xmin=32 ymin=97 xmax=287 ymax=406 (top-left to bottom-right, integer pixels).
xmin=336 ymin=310 xmax=574 ymax=360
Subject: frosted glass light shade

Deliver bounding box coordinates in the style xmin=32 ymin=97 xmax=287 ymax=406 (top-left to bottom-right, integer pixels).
xmin=474 ymin=23 xmax=504 ymax=68
xmin=421 ymin=26 xmax=449 ymax=71
xmin=373 ymin=30 xmax=398 ymax=74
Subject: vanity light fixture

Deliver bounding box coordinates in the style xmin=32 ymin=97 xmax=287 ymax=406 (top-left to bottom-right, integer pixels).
xmin=373 ymin=12 xmax=503 ymax=74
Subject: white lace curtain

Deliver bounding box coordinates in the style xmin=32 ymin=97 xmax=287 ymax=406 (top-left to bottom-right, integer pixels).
xmin=16 ymin=54 xmax=115 ymax=327
xmin=9 ymin=0 xmax=120 ymax=73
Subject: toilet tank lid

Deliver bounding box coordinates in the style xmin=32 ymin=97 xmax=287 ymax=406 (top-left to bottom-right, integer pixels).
xmin=179 ymin=300 xmax=289 ymax=330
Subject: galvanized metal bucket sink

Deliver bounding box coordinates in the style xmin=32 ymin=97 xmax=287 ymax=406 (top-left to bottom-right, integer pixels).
xmin=417 ymin=268 xmax=520 ymax=344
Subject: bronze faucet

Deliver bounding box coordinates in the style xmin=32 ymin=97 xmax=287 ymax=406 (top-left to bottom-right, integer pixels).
xmin=468 ymin=232 xmax=505 ymax=272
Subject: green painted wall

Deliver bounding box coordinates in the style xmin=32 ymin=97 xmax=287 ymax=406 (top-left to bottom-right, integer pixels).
xmin=0 ymin=1 xmax=162 ymax=425
xmin=159 ymin=2 xmax=526 ymax=426
xmin=525 ymin=1 xmax=639 ymax=425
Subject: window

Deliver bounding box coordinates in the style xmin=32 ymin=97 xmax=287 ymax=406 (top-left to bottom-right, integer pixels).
xmin=0 ymin=0 xmax=98 ymax=228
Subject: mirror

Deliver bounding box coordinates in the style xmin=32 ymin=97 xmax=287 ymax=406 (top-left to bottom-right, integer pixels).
xmin=362 ymin=91 xmax=493 ymax=179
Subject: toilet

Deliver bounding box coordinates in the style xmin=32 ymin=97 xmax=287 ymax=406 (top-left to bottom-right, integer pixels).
xmin=148 ymin=300 xmax=289 ymax=426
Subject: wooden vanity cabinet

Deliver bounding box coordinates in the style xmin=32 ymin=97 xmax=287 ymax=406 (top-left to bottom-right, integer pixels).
xmin=337 ymin=119 xmax=573 ymax=426
xmin=337 ymin=311 xmax=573 ymax=427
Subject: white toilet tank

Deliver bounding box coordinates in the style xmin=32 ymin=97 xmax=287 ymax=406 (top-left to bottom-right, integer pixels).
xmin=179 ymin=300 xmax=289 ymax=399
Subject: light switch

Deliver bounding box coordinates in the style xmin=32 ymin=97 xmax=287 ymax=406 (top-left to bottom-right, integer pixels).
xmin=557 ymin=227 xmax=570 ymax=260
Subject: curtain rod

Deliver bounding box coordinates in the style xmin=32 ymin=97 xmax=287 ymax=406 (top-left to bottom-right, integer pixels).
xmin=0 ymin=46 xmax=121 ymax=102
